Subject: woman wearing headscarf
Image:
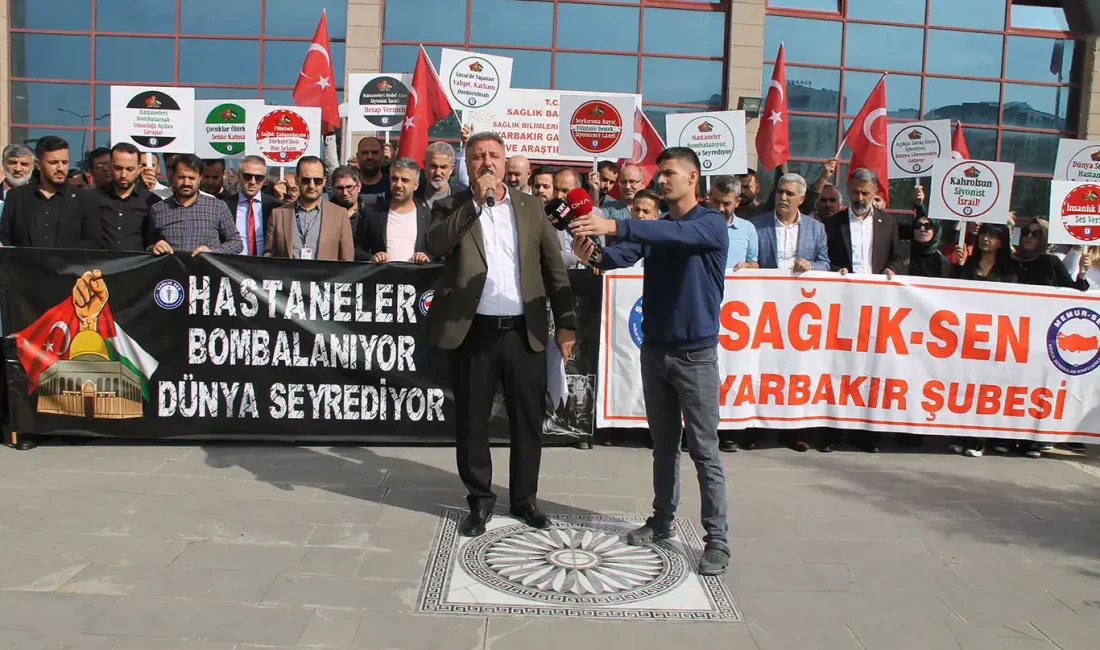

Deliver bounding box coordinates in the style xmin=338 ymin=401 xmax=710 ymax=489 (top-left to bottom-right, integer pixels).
xmin=908 ymin=215 xmax=952 ymax=278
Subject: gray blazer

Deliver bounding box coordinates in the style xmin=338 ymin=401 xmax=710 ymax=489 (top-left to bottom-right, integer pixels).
xmin=750 ymin=212 xmax=831 ymax=271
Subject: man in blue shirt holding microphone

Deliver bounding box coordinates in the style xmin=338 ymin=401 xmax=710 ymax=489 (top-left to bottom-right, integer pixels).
xmin=570 ymin=147 xmax=730 ymax=576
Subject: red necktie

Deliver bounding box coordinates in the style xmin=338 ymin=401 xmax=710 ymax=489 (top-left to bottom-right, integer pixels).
xmin=246 ymin=199 xmax=257 ymax=255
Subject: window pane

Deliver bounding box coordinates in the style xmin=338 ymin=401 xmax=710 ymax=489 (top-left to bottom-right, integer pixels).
xmin=1010 ymin=176 xmax=1052 ymax=219
xmin=1006 ymin=36 xmax=1076 ymax=83
xmin=929 ymin=0 xmax=1005 ymax=30
xmin=642 ymin=57 xmax=721 ymax=106
xmin=644 ymin=106 xmax=701 ymax=143
xmin=10 ymin=0 xmax=91 ymax=30
xmin=790 ymin=115 xmax=839 ymax=159
xmin=11 ymin=34 xmax=91 ymax=81
xmin=924 ymin=78 xmax=1000 ymax=125
xmin=844 ymin=24 xmax=923 ymax=72
xmin=643 ymin=8 xmax=724 ymax=58
xmin=263 ymin=41 xmax=346 ymax=88
xmin=765 ymin=16 xmax=842 ymax=66
xmin=767 ymin=0 xmax=837 ymax=9
xmin=847 ymin=0 xmax=924 ymax=24
xmin=180 ymin=40 xmax=260 ymax=86
xmin=94 ymin=85 xmax=111 ymax=127
xmin=471 ymin=0 xmax=553 ymax=47
xmin=96 ymin=0 xmax=175 ymax=33
xmin=955 ymin=126 xmax=997 ymax=161
xmin=1011 ymin=5 xmax=1070 ymax=31
xmin=95 ymin=36 xmax=175 ymax=83
xmin=262 ymin=89 xmax=295 ymax=106
xmin=926 ymin=30 xmax=1003 ymax=79
xmin=94 ymin=131 xmax=111 ymax=150
xmin=182 ymin=0 xmax=262 ymax=36
xmin=479 ymin=48 xmax=551 ymax=89
xmin=556 ymin=53 xmax=637 ymax=94
xmin=194 ymin=87 xmax=261 ymax=100
xmin=762 ymin=65 xmax=840 ymax=114
xmin=381 ymin=45 xmax=444 ymax=74
xmin=843 ymin=72 xmax=921 ymax=119
xmin=1003 ymin=83 xmax=1074 ymax=131
xmin=383 ymin=0 xmax=466 ymax=42
xmin=557 ymin=3 xmax=639 ymax=53
xmin=11 ymin=82 xmax=91 ymax=128
xmin=429 ymin=113 xmax=462 ymax=141
xmin=10 ymin=128 xmax=92 ymax=155
xmin=265 ymin=0 xmax=348 ymax=39
xmin=1000 ymin=130 xmax=1059 ymax=175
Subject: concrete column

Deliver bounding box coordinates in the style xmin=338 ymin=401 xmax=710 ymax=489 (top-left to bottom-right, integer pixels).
xmin=727 ymin=0 xmax=766 ymax=162
xmin=1079 ymin=37 xmax=1100 ymax=140
xmin=0 ymin=0 xmax=9 ymax=144
xmin=344 ymin=0 xmax=385 ymax=159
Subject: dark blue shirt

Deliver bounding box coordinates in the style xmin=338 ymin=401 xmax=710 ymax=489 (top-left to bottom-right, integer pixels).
xmin=597 ymin=205 xmax=728 ymax=350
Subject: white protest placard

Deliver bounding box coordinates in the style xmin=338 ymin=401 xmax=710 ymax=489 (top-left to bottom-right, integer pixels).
xmin=664 ymin=110 xmax=748 ymax=176
xmin=466 ymin=89 xmax=640 ymax=162
xmin=886 ymin=119 xmax=951 ymax=178
xmin=347 ymin=73 xmax=411 ymax=132
xmin=110 ymin=85 xmax=196 ymax=153
xmin=557 ymin=93 xmax=636 ymax=160
xmin=194 ymin=100 xmax=265 ymax=159
xmin=245 ymin=105 xmax=322 ymax=167
xmin=438 ymin=49 xmax=512 ymax=112
xmin=929 ymin=159 xmax=1014 ymax=223
xmin=1048 ymin=180 xmax=1100 ymax=245
xmin=1054 ymin=138 xmax=1100 ymax=181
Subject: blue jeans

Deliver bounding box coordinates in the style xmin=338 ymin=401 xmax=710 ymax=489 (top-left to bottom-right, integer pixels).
xmin=640 ymin=343 xmax=728 ymax=551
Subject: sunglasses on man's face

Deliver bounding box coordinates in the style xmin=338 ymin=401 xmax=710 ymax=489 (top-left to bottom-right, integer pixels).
xmin=299 ymin=176 xmax=325 ymax=186
xmin=240 ymin=172 xmax=265 ymax=183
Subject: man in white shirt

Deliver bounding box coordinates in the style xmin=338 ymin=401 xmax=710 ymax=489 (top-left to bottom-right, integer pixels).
xmin=223 ymin=155 xmax=281 ymax=256
xmin=823 ymin=167 xmax=902 ymax=279
xmin=355 ymin=156 xmax=432 ymax=263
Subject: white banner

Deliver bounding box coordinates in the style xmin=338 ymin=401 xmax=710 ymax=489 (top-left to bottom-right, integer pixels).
xmin=1048 ymin=180 xmax=1100 ymax=245
xmin=929 ymin=159 xmax=1014 ymax=223
xmin=467 ymin=89 xmax=640 ymax=162
xmin=347 ymin=73 xmax=411 ymax=132
xmin=244 ymin=105 xmax=322 ymax=167
xmin=558 ymin=93 xmax=636 ymax=160
xmin=194 ymin=99 xmax=265 ymax=159
xmin=886 ymin=119 xmax=951 ymax=179
xmin=1054 ymin=138 xmax=1100 ymax=181
xmin=110 ymin=86 xmax=196 ymax=153
xmin=664 ymin=110 xmax=748 ymax=176
xmin=598 ymin=269 xmax=1100 ymax=443
xmin=439 ymin=49 xmax=512 ymax=112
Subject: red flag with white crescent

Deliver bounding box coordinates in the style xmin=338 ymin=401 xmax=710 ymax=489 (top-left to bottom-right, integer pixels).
xmin=396 ymin=48 xmax=452 ymax=166
xmin=756 ymin=44 xmax=789 ymax=172
xmin=610 ymin=108 xmax=664 ymax=201
xmin=843 ymin=74 xmax=889 ymax=201
xmin=951 ymin=122 xmax=970 ymax=160
xmin=292 ymin=10 xmax=340 ymax=133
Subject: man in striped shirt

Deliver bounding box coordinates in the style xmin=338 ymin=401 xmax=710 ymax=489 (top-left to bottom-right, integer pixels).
xmin=150 ymin=154 xmax=242 ymax=256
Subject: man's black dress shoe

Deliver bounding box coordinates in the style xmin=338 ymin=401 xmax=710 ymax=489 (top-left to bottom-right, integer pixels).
xmin=459 ymin=509 xmax=493 ymax=537
xmin=819 ymin=443 xmax=836 ymax=453
xmin=509 ymin=503 xmax=551 ymax=529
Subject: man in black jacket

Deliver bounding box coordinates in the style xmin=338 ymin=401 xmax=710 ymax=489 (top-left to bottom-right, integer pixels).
xmin=355 ymin=157 xmax=433 ymax=263
xmin=0 ymin=135 xmax=96 ymax=249
xmin=81 ymin=142 xmax=167 ymax=252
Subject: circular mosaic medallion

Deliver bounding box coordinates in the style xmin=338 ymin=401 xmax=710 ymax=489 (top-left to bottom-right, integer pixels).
xmin=460 ymin=522 xmax=687 ymax=605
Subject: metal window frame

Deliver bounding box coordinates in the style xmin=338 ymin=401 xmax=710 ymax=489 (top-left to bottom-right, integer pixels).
xmin=7 ymin=0 xmax=348 ymax=149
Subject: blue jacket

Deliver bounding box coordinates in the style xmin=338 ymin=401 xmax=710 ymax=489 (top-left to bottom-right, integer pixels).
xmin=750 ymin=212 xmax=831 ymax=271
xmin=597 ymin=205 xmax=728 ymax=350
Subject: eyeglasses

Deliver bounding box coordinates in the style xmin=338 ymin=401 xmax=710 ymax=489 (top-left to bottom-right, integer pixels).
xmin=299 ymin=176 xmax=325 ymax=186
xmin=333 ymin=184 xmax=359 ymax=193
xmin=914 ymin=222 xmax=933 ymax=231
xmin=1022 ymin=228 xmax=1042 ymax=237
xmin=92 ymin=162 xmax=110 ymax=170
xmin=241 ymin=172 xmax=265 ymax=182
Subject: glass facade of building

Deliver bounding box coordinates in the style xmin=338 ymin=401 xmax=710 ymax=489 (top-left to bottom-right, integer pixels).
xmin=8 ymin=0 xmax=349 ymax=154
xmin=764 ymin=0 xmax=1083 ymax=216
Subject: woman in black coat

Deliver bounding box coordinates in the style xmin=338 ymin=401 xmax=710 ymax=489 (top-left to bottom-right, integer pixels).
xmin=908 ymin=215 xmax=952 ymax=278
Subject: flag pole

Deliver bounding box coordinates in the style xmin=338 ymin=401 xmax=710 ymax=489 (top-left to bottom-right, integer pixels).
xmin=836 ymin=72 xmax=887 ymax=159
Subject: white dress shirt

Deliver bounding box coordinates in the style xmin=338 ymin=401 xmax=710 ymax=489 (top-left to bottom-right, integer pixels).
xmin=849 ymin=211 xmax=874 ymax=274
xmin=386 ymin=205 xmax=418 ymax=262
xmin=234 ymin=191 xmax=265 ymax=256
xmin=775 ymin=215 xmax=799 ymax=271
xmin=476 ymin=192 xmax=524 ymax=316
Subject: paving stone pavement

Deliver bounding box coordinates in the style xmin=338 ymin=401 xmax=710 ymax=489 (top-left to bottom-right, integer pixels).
xmin=0 ymin=440 xmax=1098 ymax=649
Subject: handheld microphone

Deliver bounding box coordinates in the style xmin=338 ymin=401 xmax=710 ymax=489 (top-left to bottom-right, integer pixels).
xmin=543 ymin=188 xmax=603 ymax=263
xmin=478 ymin=168 xmax=496 ymax=207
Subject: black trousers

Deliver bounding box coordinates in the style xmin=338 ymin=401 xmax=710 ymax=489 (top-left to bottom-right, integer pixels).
xmin=453 ymin=315 xmax=546 ymax=511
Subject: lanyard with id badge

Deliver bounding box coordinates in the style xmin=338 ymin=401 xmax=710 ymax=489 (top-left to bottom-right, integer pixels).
xmin=296 ymin=209 xmax=320 ymax=260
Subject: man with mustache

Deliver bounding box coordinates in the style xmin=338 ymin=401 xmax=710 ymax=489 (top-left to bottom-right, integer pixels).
xmin=82 ymin=142 xmax=169 ymax=252
xmin=616 ymin=164 xmax=648 ymax=203
xmin=149 ymin=154 xmax=242 ymax=256
xmin=356 ymin=136 xmax=389 ymax=208
xmin=1 ymin=144 xmax=34 ymax=203
xmin=417 ymin=141 xmax=457 ymax=209
xmin=505 ymin=155 xmax=531 ymax=195
xmin=0 ymin=136 xmax=97 ymax=248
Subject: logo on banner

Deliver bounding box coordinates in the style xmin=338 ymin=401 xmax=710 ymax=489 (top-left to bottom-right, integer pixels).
xmin=1047 ymin=307 xmax=1100 ymax=376
xmin=203 ymin=103 xmax=248 ymax=156
xmin=939 ymin=161 xmax=1000 ymax=219
xmin=255 ymin=109 xmax=310 ymax=164
xmin=419 ymin=290 xmax=434 ymax=316
xmin=680 ymin=116 xmax=735 ymax=172
xmin=359 ymin=75 xmax=410 ymax=128
xmin=1058 ymin=183 xmax=1100 ymax=242
xmin=448 ymin=56 xmax=501 ymax=109
xmin=569 ymin=100 xmax=624 ymax=155
xmin=1064 ymin=145 xmax=1100 ymax=182
xmin=154 ymin=279 xmax=185 ymax=310
xmin=11 ymin=270 xmax=159 ymax=420
xmin=125 ymin=90 xmax=181 ymax=149
xmin=890 ymin=125 xmax=942 ymax=175
xmin=628 ymin=297 xmax=644 ymax=348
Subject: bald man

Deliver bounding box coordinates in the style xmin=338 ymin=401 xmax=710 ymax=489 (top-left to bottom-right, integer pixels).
xmin=505 ymin=155 xmax=532 ymax=194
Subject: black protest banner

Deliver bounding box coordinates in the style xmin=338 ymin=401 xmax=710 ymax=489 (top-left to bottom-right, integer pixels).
xmin=0 ymin=249 xmax=600 ymax=444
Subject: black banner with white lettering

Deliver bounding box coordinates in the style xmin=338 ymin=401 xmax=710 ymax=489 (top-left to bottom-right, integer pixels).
xmin=0 ymin=249 xmax=599 ymax=444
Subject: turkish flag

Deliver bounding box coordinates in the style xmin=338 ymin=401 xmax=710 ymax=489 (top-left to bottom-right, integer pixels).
xmin=609 ymin=108 xmax=664 ymax=201
xmin=951 ymin=122 xmax=970 ymax=160
xmin=756 ymin=44 xmax=789 ymax=172
xmin=13 ymin=298 xmax=79 ymax=393
xmin=292 ymin=10 xmax=340 ymax=134
xmin=843 ymin=74 xmax=889 ymax=201
xmin=396 ymin=48 xmax=453 ymax=165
